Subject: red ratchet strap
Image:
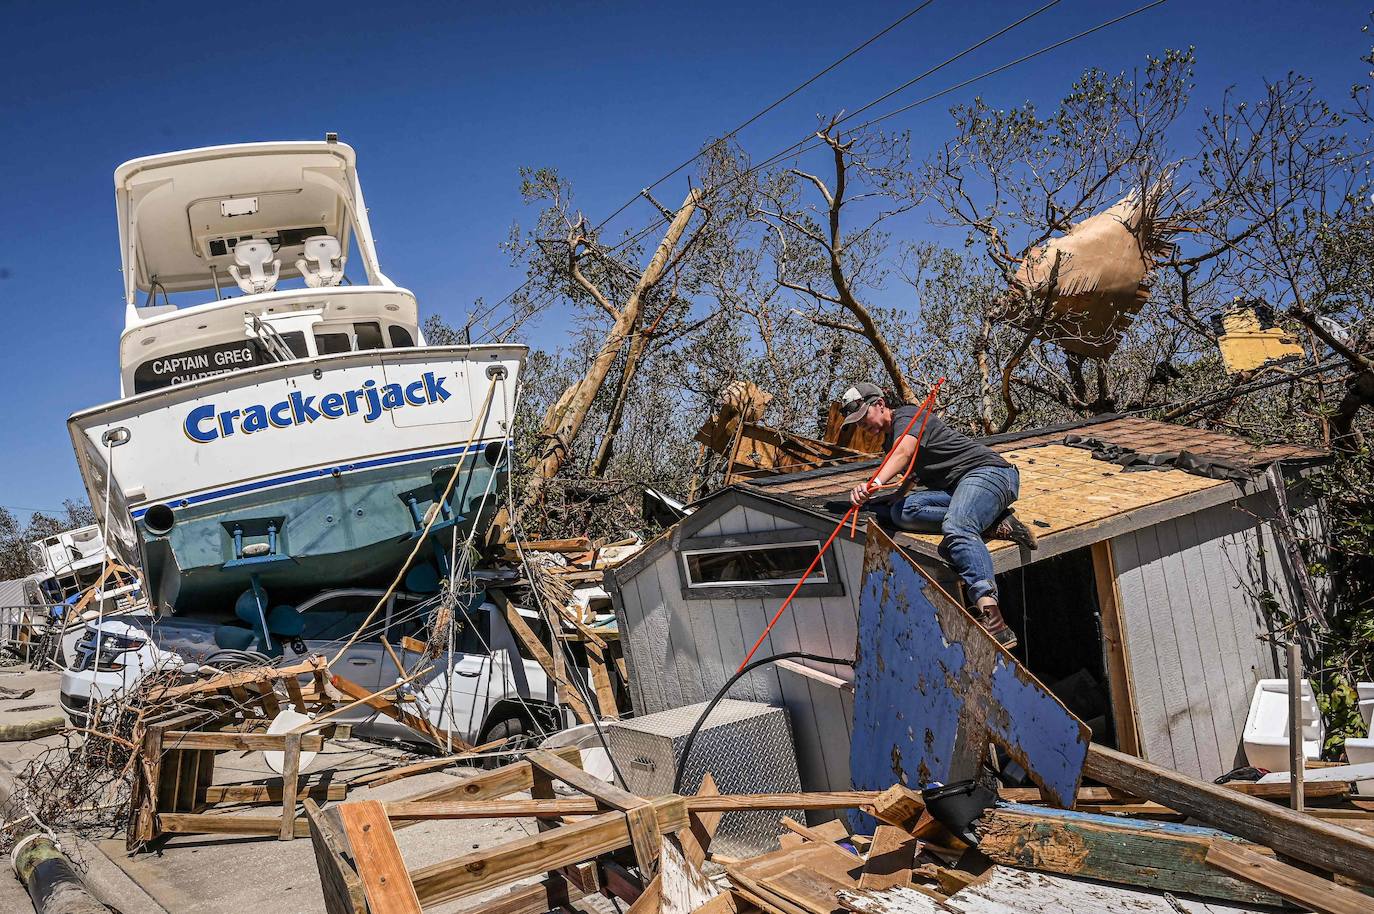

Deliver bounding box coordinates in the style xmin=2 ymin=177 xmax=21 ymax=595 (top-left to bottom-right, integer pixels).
xmin=738 ymin=378 xmax=946 ymax=672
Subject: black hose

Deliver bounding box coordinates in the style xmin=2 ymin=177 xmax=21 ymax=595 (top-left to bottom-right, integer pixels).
xmin=670 ymin=651 xmax=854 ymax=795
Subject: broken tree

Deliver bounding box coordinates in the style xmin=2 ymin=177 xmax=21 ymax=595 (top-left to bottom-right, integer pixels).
xmin=522 ymin=188 xmax=704 ymax=511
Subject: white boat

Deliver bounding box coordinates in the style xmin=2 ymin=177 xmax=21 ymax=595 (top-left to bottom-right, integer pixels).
xmin=68 ymin=139 xmax=524 ymax=631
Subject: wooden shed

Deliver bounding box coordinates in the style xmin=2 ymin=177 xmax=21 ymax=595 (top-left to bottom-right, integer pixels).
xmin=605 ymin=417 xmax=1326 ymax=793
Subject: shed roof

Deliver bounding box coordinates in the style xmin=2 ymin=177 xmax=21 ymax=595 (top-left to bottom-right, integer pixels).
xmin=737 ymin=416 xmax=1325 ymax=571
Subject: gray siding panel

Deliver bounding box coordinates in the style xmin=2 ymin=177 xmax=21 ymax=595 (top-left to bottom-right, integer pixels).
xmin=1111 ymin=493 xmax=1292 ymax=780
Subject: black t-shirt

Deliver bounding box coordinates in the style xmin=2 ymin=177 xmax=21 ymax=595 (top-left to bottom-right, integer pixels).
xmin=883 ymin=407 xmax=1011 ymax=492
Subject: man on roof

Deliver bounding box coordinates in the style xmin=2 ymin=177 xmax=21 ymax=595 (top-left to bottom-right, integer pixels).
xmin=841 ymin=382 xmax=1036 ymax=649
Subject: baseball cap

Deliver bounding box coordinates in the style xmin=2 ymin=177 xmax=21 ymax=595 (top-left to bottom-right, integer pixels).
xmin=838 ymin=382 xmax=884 ymax=427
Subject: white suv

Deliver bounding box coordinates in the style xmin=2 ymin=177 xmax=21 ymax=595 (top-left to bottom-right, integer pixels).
xmin=58 ymin=589 xmax=570 ymax=747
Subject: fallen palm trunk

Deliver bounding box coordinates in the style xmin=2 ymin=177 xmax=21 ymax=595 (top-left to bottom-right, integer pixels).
xmin=11 ymin=832 xmax=107 ymax=914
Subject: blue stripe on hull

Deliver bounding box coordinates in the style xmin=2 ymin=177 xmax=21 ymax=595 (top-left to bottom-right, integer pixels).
xmin=131 ymin=441 xmax=492 ymax=519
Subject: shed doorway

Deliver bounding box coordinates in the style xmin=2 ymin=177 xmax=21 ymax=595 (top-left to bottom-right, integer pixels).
xmin=995 ymin=545 xmax=1123 ymax=751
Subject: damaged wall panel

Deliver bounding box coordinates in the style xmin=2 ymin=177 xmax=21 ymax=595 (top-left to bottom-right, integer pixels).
xmin=850 ymin=524 xmax=1089 ymax=808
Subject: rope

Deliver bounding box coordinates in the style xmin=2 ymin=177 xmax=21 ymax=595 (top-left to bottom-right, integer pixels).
xmin=327 ymin=377 xmax=500 ymax=667
xmin=737 ymin=379 xmax=945 ymax=672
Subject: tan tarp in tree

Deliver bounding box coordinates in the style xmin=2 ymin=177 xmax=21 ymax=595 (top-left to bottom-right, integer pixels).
xmin=1012 ymin=186 xmax=1176 ymax=359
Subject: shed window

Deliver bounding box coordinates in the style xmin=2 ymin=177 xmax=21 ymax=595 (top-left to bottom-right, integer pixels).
xmin=683 ymin=542 xmax=823 ymax=588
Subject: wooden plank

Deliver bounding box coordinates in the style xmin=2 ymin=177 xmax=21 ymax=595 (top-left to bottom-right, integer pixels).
xmin=328 ymin=673 xmax=473 ymax=749
xmin=1085 ymin=742 xmax=1374 ymax=887
xmin=339 ymin=800 xmax=422 ymax=914
xmin=852 ymin=524 xmax=1089 ymax=810
xmin=1091 ymin=540 xmax=1140 ymax=756
xmin=628 ymin=874 xmax=662 ymax=914
xmin=1224 ymin=779 xmax=1347 ymax=800
xmin=780 ymin=817 xmax=859 ymax=859
xmin=588 ymin=641 xmax=621 ymax=719
xmin=279 ymin=734 xmax=301 ymax=841
xmin=204 ymin=782 xmax=347 ymax=804
xmin=660 ymin=836 xmax=719 ymax=914
xmin=304 ymin=800 xmax=368 ymax=914
xmin=527 ymin=749 xmax=645 ymax=811
xmin=998 ymin=786 xmax=1136 ymax=804
xmin=284 ymin=674 xmax=308 ymax=713
xmin=859 ymin=826 xmax=918 ymax=891
xmin=869 ymin=785 xmax=923 ymax=830
xmin=152 ymin=657 xmax=325 ymax=701
xmin=975 ymin=804 xmax=1283 ymax=905
xmin=157 ymin=813 xmax=309 ymax=837
xmin=492 ymin=589 xmax=593 ymax=724
xmin=160 ymin=731 xmax=325 ymax=752
xmin=682 ymin=772 xmax=722 ymax=870
xmin=394 ymin=746 xmax=581 ymax=808
xmin=628 ymin=802 xmax=667 ymax=878
xmin=409 ymin=796 xmax=689 ymax=908
xmin=383 ymin=791 xmax=882 ymax=820
xmin=1206 ymin=839 xmax=1371 ymax=914
xmin=447 ymin=873 xmax=593 ymax=914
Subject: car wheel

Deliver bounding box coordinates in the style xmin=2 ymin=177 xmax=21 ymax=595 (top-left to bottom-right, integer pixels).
xmin=477 ymin=711 xmax=535 ymax=768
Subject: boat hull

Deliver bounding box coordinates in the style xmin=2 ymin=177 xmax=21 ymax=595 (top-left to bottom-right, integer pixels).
xmin=69 ymin=345 xmax=524 ymax=615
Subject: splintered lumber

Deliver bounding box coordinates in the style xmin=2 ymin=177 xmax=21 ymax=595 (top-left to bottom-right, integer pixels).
xmin=1085 ymin=743 xmax=1374 ymax=886
xmin=305 ymin=800 xmax=368 ymax=914
xmin=159 ymin=731 xmax=325 ymax=752
xmin=446 ymin=866 xmax=598 ymax=914
xmin=1205 ymin=840 xmax=1371 ymax=914
xmin=859 ymin=826 xmax=919 ymax=891
xmin=660 ymin=836 xmax=719 ymax=914
xmin=682 ymin=772 xmax=722 ymax=870
xmin=339 ymin=800 xmax=422 ymax=914
xmin=725 ymin=839 xmax=866 ymax=914
xmin=522 ymin=749 xmax=678 ymax=876
xmin=974 ymin=804 xmax=1283 ymax=905
xmin=491 ymin=589 xmax=593 ymax=724
xmin=408 ymin=796 xmax=689 ymax=907
xmin=395 ymin=745 xmax=582 ymax=805
xmin=204 ymin=781 xmax=347 ymax=804
xmin=152 ymin=657 xmax=326 ymax=701
xmin=869 ymin=784 xmax=924 ymax=830
xmin=1224 ymin=779 xmax=1347 ymax=800
xmin=328 ymin=672 xmax=474 ymax=749
xmin=157 ymin=813 xmax=310 ymax=837
xmin=384 ymin=791 xmax=881 ymax=821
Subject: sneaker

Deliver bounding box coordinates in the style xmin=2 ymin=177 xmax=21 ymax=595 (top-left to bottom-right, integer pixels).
xmin=974 ymin=602 xmax=1019 ymax=650
xmin=994 ymin=511 xmax=1039 ymax=550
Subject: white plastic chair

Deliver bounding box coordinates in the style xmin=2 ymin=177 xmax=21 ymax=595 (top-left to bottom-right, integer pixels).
xmin=295 ymin=234 xmax=346 ymax=288
xmin=227 ymin=238 xmax=280 ymax=294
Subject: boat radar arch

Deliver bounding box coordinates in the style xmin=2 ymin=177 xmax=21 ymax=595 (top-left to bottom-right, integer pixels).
xmin=115 ymin=139 xmax=393 ymax=326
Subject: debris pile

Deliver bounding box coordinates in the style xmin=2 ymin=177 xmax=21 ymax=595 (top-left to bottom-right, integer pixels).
xmin=302 ymin=742 xmax=1374 ymax=914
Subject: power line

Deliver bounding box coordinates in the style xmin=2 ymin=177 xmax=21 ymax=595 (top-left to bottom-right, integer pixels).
xmin=476 ymin=0 xmax=1170 ymax=343
xmin=462 ymin=1 xmax=942 ymax=337
xmin=592 ymin=0 xmax=941 ymax=233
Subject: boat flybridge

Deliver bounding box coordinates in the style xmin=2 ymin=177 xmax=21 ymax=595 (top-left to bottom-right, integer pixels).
xmin=68 ymin=139 xmax=524 ymax=637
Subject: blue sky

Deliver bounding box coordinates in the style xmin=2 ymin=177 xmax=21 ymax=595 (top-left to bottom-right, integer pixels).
xmin=0 ymin=0 xmax=1368 ymax=516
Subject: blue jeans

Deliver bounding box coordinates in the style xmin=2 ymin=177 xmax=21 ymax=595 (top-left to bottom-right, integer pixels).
xmin=887 ymin=465 xmax=1020 ymax=603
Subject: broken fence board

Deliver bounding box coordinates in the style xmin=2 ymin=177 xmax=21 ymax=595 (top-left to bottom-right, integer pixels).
xmin=1085 ymin=743 xmax=1374 ymax=888
xmin=974 ymin=804 xmax=1282 ymax=906
xmin=851 ymin=524 xmax=1088 ymax=810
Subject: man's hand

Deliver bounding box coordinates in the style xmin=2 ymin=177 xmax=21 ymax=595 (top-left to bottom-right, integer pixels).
xmin=850 ymin=482 xmax=875 ymax=507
